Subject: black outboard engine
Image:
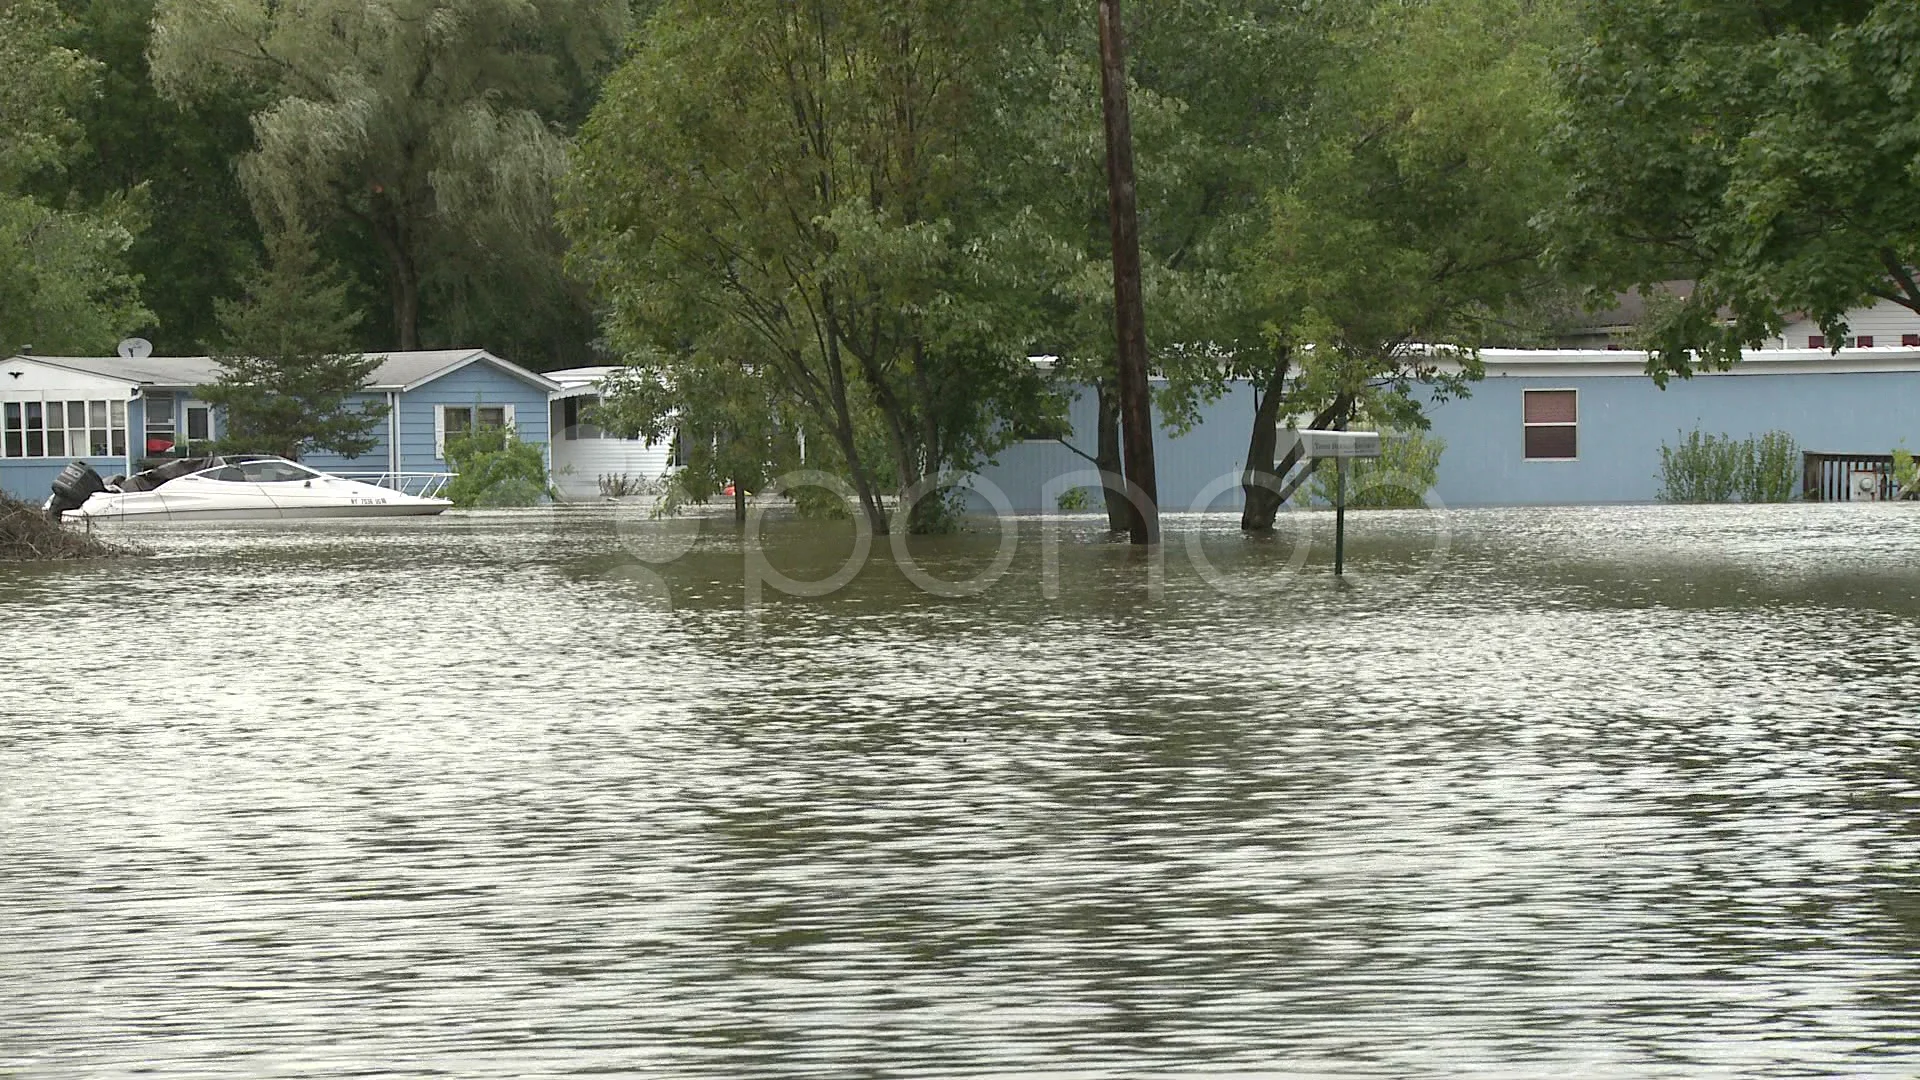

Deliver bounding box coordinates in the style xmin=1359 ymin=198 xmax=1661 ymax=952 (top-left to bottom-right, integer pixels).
xmin=47 ymin=461 xmax=106 ymax=519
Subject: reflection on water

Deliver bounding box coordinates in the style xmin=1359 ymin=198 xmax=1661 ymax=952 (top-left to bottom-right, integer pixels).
xmin=3 ymin=503 xmax=1920 ymax=1078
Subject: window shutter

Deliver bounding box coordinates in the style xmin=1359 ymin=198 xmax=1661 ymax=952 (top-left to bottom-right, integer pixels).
xmin=434 ymin=406 xmax=447 ymax=459
xmin=503 ymin=403 xmax=516 ymax=431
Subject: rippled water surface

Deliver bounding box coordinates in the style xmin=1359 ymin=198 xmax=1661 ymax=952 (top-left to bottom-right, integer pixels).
xmin=4 ymin=504 xmax=1919 ymax=1078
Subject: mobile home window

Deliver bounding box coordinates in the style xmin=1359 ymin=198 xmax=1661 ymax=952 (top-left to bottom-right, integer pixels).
xmin=560 ymin=396 xmax=604 ymax=440
xmin=436 ymin=403 xmax=514 ymax=457
xmin=2 ymin=398 xmax=125 ymax=459
xmin=1522 ymin=389 xmax=1577 ymax=460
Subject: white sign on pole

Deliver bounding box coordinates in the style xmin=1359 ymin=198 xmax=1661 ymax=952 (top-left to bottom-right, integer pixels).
xmin=1283 ymin=428 xmax=1383 ymax=459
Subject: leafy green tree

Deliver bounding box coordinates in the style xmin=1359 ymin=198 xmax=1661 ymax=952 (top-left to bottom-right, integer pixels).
xmin=0 ymin=0 xmax=151 ymax=355
xmin=48 ymin=0 xmax=260 ymax=354
xmin=1549 ymin=0 xmax=1920 ymax=376
xmin=200 ymin=228 xmax=384 ymax=461
xmin=566 ymin=0 xmax=1056 ymax=534
xmin=1193 ymin=0 xmax=1565 ymax=529
xmin=149 ymin=0 xmax=626 ymax=355
xmin=588 ymin=351 xmax=805 ymax=524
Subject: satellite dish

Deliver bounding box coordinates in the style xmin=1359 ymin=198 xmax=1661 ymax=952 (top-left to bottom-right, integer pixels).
xmin=116 ymin=337 xmax=153 ymax=360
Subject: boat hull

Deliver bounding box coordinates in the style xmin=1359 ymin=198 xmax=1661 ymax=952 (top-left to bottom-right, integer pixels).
xmin=55 ymin=459 xmax=454 ymax=522
xmin=63 ymin=499 xmax=450 ymax=523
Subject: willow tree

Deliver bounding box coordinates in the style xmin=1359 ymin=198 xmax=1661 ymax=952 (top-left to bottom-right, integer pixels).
xmin=148 ymin=0 xmax=625 ymax=354
xmin=564 ymin=0 xmax=1052 ymax=534
xmin=0 ymin=0 xmax=150 ymax=355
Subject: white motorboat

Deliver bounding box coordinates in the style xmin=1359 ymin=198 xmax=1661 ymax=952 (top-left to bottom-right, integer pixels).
xmin=48 ymin=455 xmax=452 ymax=522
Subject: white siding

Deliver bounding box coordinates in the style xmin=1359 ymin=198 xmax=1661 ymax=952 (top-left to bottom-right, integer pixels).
xmin=550 ymin=433 xmax=674 ymax=500
xmin=1764 ymin=298 xmax=1920 ymax=349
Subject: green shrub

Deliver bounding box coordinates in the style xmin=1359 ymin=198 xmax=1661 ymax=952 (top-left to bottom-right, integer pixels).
xmin=1308 ymin=430 xmax=1444 ymax=508
xmin=1740 ymin=430 xmax=1800 ymax=502
xmin=1658 ymin=427 xmax=1798 ymax=503
xmin=1894 ymin=445 xmax=1917 ymax=497
xmin=443 ymin=425 xmax=550 ymax=507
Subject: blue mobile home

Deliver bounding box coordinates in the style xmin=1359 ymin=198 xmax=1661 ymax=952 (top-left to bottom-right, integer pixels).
xmin=0 ymin=349 xmax=559 ymax=502
xmin=969 ymin=345 xmax=1920 ymax=510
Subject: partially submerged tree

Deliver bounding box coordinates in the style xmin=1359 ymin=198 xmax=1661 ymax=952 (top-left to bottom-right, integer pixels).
xmin=149 ymin=0 xmax=626 ymax=353
xmin=1549 ymin=0 xmax=1920 ymax=376
xmin=1162 ymin=0 xmax=1566 ymax=529
xmin=565 ymin=0 xmax=1055 ymax=534
xmin=200 ymin=228 xmax=384 ymax=461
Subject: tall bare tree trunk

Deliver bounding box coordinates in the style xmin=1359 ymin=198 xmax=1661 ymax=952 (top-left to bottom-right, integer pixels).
xmin=1097 ymin=0 xmax=1159 ymax=545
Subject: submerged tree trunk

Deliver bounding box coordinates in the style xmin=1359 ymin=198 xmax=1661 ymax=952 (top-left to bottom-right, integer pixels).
xmin=1240 ymin=352 xmax=1292 ymax=532
xmin=1098 ymin=0 xmax=1159 ymax=545
xmin=1264 ymin=391 xmax=1357 ymax=510
xmin=1096 ymin=380 xmax=1132 ymax=533
xmin=734 ymin=483 xmax=747 ymax=524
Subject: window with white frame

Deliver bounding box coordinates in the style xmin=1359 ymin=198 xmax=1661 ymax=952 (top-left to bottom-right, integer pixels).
xmin=435 ymin=403 xmax=514 ymax=457
xmin=2 ymin=398 xmax=127 ymax=459
xmin=1522 ymin=389 xmax=1577 ymax=460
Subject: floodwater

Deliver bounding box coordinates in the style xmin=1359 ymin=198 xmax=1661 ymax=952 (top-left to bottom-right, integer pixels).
xmin=3 ymin=503 xmax=1919 ymax=1079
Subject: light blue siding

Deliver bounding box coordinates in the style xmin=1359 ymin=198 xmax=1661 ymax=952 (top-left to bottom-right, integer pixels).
xmin=969 ymin=382 xmax=1256 ymax=512
xmin=299 ymin=392 xmax=395 ymax=474
xmin=1424 ymin=370 xmax=1920 ymax=506
xmin=395 ymin=361 xmax=552 ymax=473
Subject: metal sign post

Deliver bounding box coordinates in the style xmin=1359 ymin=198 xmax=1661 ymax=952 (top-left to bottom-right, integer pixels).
xmin=1284 ymin=428 xmax=1383 ymax=577
xmin=1335 ymin=457 xmax=1348 ymax=576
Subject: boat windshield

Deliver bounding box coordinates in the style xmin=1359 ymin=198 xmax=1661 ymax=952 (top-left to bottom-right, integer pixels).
xmin=236 ymin=459 xmax=322 ymax=483
xmin=186 ymin=459 xmax=323 ymax=484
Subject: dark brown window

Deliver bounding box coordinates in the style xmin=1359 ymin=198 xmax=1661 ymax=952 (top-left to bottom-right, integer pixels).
xmin=1809 ymin=335 xmax=1825 ymax=349
xmin=1904 ymin=334 xmax=1920 ymax=347
xmin=1857 ymin=335 xmax=1873 ymax=348
xmin=1523 ymin=389 xmax=1578 ymax=460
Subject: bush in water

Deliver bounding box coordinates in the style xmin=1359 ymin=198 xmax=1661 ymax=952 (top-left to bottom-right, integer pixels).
xmin=443 ymin=425 xmax=551 ymax=507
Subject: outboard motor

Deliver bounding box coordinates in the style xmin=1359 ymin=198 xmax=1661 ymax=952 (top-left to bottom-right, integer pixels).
xmin=48 ymin=460 xmax=106 ymax=519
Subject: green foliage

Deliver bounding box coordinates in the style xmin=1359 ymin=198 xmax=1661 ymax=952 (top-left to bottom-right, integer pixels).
xmin=443 ymin=424 xmax=551 ymax=508
xmin=1549 ymin=0 xmax=1920 ymax=380
xmin=150 ymin=0 xmax=626 ymax=354
xmin=1892 ymin=445 xmax=1917 ymax=497
xmin=0 ymin=193 xmax=152 ymax=356
xmin=564 ymin=1 xmax=1059 ymax=534
xmin=48 ymin=0 xmax=261 ymax=353
xmin=1741 ymin=430 xmax=1800 ymax=504
xmin=0 ymin=0 xmax=152 ymax=355
xmin=1657 ymin=430 xmax=1745 ymax=504
xmin=1256 ymin=0 xmax=1562 ymax=414
xmin=200 ymin=228 xmax=383 ymax=460
xmin=1657 ymin=428 xmax=1800 ymax=504
xmin=1055 ymin=486 xmax=1093 ymax=512
xmin=1307 ymin=430 xmax=1446 ymax=509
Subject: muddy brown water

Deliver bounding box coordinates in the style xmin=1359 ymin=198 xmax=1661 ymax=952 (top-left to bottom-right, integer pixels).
xmin=3 ymin=504 xmax=1918 ymax=1078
